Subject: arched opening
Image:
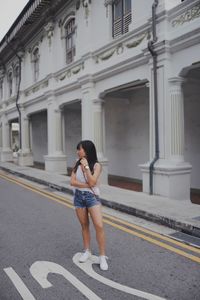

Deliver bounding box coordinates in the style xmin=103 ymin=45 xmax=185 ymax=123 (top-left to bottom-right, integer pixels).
xmin=182 ymin=63 xmax=200 ymax=204
xmin=103 ymin=80 xmax=149 ymax=192
xmin=30 ymin=110 xmax=47 ymax=169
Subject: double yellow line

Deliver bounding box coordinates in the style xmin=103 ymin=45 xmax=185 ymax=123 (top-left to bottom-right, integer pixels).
xmin=1 ymin=171 xmax=200 ymax=264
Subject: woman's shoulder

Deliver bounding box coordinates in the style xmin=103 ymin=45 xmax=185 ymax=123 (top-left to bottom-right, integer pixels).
xmin=94 ymin=162 xmax=102 ymax=170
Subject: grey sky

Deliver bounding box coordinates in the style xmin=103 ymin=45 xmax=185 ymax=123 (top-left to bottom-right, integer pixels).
xmin=0 ymin=0 xmax=29 ymax=42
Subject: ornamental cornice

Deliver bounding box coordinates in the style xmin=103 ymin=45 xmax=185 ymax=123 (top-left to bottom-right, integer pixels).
xmin=171 ymin=3 xmax=200 ymax=28
xmin=55 ymin=61 xmax=84 ymax=82
xmin=104 ymin=0 xmax=114 ymax=6
xmin=3 ymin=95 xmax=18 ymax=108
xmin=93 ymin=53 xmax=148 ymax=83
xmin=24 ymin=79 xmax=49 ymax=97
xmin=94 ymin=31 xmax=149 ymax=64
xmin=44 ymin=21 xmax=55 ymax=46
xmin=0 ymin=68 xmax=5 ymax=78
xmin=76 ymin=0 xmax=92 ymax=21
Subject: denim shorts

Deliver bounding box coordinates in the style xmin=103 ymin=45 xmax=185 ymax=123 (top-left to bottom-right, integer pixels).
xmin=73 ymin=189 xmax=101 ymax=208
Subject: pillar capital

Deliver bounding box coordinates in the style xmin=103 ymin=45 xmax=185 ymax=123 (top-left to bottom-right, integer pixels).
xmin=168 ymin=76 xmax=185 ymax=86
xmin=93 ymin=98 xmax=105 ymax=105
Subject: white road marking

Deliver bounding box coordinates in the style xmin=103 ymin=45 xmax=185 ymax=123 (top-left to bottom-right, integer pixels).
xmin=73 ymin=253 xmax=167 ymax=300
xmin=30 ymin=261 xmax=102 ymax=300
xmin=4 ymin=267 xmax=36 ymax=300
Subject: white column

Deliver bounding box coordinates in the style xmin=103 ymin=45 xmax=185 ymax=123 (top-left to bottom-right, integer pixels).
xmin=44 ymin=96 xmax=67 ymax=173
xmin=1 ymin=114 xmax=13 ymax=162
xmin=18 ymin=107 xmax=34 ymax=166
xmin=169 ymin=77 xmax=184 ymax=162
xmin=140 ymin=72 xmax=192 ymax=200
xmin=0 ymin=122 xmax=2 ymax=150
xmin=93 ymin=98 xmax=108 ymax=184
xmin=81 ymin=84 xmax=94 ymax=140
xmin=81 ymin=83 xmax=108 ymax=183
xmin=93 ymin=99 xmax=104 ymax=159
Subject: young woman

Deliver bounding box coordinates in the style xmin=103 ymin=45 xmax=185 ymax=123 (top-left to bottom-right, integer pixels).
xmin=70 ymin=140 xmax=108 ymax=271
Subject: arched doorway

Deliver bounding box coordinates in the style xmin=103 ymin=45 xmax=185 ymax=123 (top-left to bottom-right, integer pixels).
xmin=182 ymin=63 xmax=200 ymax=204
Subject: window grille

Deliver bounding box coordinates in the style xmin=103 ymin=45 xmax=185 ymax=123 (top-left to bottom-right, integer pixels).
xmin=15 ymin=66 xmax=20 ymax=92
xmin=0 ymin=79 xmax=3 ymax=99
xmin=65 ymin=18 xmax=76 ymax=64
xmin=8 ymin=72 xmax=13 ymax=97
xmin=33 ymin=48 xmax=39 ymax=82
xmin=112 ymin=0 xmax=132 ymax=38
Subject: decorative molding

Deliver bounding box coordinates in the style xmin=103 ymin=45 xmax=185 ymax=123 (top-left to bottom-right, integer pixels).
xmin=125 ymin=33 xmax=147 ymax=48
xmin=95 ymin=32 xmax=148 ymax=63
xmin=76 ymin=0 xmax=92 ymax=22
xmin=28 ymin=35 xmax=43 ymax=54
xmin=171 ymin=3 xmax=200 ymax=27
xmin=56 ymin=62 xmax=84 ymax=81
xmin=104 ymin=0 xmax=114 ymax=7
xmin=24 ymin=80 xmax=49 ymax=97
xmin=59 ymin=11 xmax=76 ymax=39
xmin=0 ymin=66 xmax=5 ymax=78
xmin=44 ymin=21 xmax=54 ymax=47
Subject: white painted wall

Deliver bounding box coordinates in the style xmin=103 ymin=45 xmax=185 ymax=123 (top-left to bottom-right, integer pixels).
xmin=63 ymin=103 xmax=81 ymax=168
xmin=184 ymin=82 xmax=200 ymax=189
xmin=31 ymin=111 xmax=47 ymax=163
xmin=105 ymin=87 xmax=149 ymax=180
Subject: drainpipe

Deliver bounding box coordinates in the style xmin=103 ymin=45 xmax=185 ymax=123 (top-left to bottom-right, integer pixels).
xmin=6 ymin=38 xmax=22 ymax=150
xmin=148 ymin=0 xmax=159 ymax=195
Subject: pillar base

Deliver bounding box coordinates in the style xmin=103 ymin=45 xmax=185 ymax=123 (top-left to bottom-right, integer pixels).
xmin=140 ymin=160 xmax=192 ymax=200
xmin=0 ymin=149 xmax=13 ymax=162
xmin=18 ymin=151 xmax=34 ymax=166
xmin=44 ymin=155 xmax=67 ymax=174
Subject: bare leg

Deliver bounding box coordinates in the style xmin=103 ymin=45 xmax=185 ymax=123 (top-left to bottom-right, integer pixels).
xmin=88 ymin=205 xmax=105 ymax=256
xmin=76 ymin=208 xmax=90 ymax=250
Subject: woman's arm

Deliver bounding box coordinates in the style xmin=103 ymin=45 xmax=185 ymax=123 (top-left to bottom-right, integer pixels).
xmin=70 ymin=170 xmax=90 ymax=188
xmin=80 ymin=160 xmax=102 ymax=187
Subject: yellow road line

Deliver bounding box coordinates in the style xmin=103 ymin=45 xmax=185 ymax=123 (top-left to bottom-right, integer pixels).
xmin=103 ymin=219 xmax=200 ymax=264
xmin=0 ymin=173 xmax=73 ymax=209
xmin=0 ymin=172 xmax=73 ymax=204
xmin=1 ymin=171 xmax=200 ymax=264
xmin=102 ymin=213 xmax=200 ymax=254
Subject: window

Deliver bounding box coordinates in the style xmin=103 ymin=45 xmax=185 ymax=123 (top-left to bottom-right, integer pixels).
xmin=65 ymin=18 xmax=76 ymax=64
xmin=15 ymin=65 xmax=20 ymax=92
xmin=33 ymin=48 xmax=39 ymax=82
xmin=0 ymin=78 xmax=3 ymax=100
xmin=112 ymin=0 xmax=132 ymax=38
xmin=8 ymin=72 xmax=13 ymax=97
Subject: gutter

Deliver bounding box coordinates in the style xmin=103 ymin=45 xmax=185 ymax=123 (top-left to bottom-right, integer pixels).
xmin=148 ymin=0 xmax=159 ymax=195
xmin=6 ymin=39 xmax=23 ymax=150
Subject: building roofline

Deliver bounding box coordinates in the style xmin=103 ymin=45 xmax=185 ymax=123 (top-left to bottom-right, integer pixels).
xmin=0 ymin=0 xmax=50 ymax=53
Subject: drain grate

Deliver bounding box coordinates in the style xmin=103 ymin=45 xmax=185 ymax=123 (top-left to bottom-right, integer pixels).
xmin=170 ymin=232 xmax=200 ymax=247
xmin=192 ymin=216 xmax=200 ymax=221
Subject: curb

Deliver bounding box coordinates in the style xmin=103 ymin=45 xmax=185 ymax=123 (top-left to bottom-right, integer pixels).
xmin=1 ymin=166 xmax=200 ymax=238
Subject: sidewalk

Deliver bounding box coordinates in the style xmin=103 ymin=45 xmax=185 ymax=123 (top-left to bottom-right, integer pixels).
xmin=0 ymin=161 xmax=200 ymax=238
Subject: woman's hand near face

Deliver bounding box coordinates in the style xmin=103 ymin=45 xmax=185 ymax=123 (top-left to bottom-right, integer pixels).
xmin=80 ymin=158 xmax=88 ymax=167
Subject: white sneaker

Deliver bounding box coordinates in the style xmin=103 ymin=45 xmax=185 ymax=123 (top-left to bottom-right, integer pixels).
xmin=99 ymin=256 xmax=108 ymax=271
xmin=79 ymin=249 xmax=91 ymax=263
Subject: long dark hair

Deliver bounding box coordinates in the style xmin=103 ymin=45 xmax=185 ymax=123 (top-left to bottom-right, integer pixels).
xmin=73 ymin=140 xmax=98 ymax=173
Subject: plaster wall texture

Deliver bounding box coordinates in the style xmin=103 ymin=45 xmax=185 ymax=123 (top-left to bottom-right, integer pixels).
xmin=31 ymin=111 xmax=47 ymax=163
xmin=105 ymin=88 xmax=149 ymax=180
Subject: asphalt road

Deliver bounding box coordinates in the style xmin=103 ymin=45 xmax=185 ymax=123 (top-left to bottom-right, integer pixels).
xmin=0 ymin=173 xmax=200 ymax=300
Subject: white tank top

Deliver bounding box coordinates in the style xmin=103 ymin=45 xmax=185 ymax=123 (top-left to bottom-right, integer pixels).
xmin=75 ymin=164 xmax=100 ymax=195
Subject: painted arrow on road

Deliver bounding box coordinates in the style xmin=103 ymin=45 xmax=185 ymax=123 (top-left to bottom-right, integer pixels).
xmin=73 ymin=253 xmax=166 ymax=300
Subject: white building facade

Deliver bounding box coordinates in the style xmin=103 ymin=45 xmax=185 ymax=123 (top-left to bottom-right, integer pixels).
xmin=0 ymin=0 xmax=199 ymax=200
